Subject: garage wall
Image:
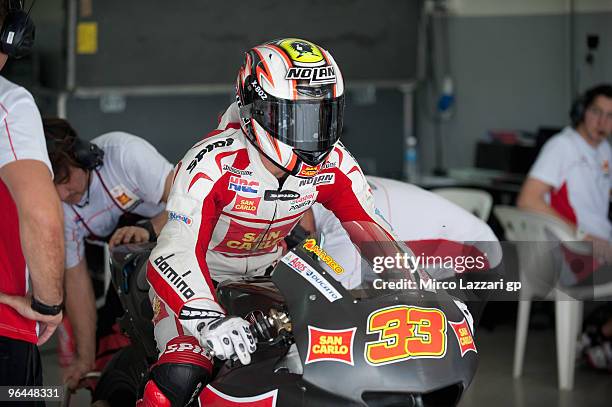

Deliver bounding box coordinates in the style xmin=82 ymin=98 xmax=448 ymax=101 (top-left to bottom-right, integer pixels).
xmin=417 ymin=0 xmax=612 ymax=174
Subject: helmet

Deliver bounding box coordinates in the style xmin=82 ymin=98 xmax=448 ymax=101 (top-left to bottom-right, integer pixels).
xmin=236 ymin=38 xmax=345 ymax=178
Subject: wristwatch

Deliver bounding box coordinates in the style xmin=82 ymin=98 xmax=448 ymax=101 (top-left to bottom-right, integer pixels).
xmin=31 ymin=297 xmax=63 ymax=316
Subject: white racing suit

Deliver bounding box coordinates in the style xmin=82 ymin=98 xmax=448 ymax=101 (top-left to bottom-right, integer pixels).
xmin=141 ymin=103 xmax=390 ymax=406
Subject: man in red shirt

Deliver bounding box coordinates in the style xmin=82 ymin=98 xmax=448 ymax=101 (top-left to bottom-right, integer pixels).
xmin=0 ymin=2 xmax=65 ymax=393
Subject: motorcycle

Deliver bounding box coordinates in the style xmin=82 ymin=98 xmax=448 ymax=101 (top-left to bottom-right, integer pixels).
xmin=93 ymin=220 xmax=481 ymax=407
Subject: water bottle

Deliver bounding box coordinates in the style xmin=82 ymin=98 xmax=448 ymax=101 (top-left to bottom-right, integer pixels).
xmin=405 ymin=136 xmax=420 ymax=183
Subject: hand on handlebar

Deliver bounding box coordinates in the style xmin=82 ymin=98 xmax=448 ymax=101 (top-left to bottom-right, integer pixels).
xmin=109 ymin=226 xmax=150 ymax=248
xmin=198 ymin=316 xmax=257 ymax=365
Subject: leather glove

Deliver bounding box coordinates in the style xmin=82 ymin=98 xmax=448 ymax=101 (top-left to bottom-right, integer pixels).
xmin=198 ymin=316 xmax=256 ymax=365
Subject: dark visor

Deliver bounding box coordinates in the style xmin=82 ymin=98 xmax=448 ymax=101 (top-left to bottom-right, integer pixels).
xmin=248 ymin=96 xmax=344 ymax=152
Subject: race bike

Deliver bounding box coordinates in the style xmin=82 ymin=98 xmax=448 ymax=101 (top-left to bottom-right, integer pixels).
xmin=93 ymin=220 xmax=482 ymax=407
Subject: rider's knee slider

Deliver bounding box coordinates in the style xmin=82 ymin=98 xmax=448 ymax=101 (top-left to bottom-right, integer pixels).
xmin=147 ymin=336 xmax=213 ymax=406
xmin=149 ymin=362 xmax=211 ymax=407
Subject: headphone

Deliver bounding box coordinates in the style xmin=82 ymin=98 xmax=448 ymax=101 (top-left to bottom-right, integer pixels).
xmin=0 ymin=0 xmax=35 ymax=59
xmin=570 ymin=95 xmax=587 ymax=128
xmin=71 ymin=138 xmax=104 ymax=170
xmin=46 ymin=135 xmax=105 ymax=171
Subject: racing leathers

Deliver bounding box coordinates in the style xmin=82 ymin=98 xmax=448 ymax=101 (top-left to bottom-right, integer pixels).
xmin=143 ymin=102 xmax=390 ymax=404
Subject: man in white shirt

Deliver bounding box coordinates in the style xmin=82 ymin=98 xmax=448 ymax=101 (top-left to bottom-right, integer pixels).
xmin=44 ymin=118 xmax=174 ymax=389
xmin=519 ymin=84 xmax=612 ymax=370
xmin=518 ymin=84 xmax=612 ymax=264
xmin=0 ymin=3 xmax=66 ymax=392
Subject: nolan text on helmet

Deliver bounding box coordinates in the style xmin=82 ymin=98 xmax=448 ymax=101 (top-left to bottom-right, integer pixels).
xmin=285 ymin=66 xmax=337 ymax=86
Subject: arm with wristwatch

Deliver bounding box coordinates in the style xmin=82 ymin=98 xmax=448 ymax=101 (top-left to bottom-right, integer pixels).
xmin=0 ymin=159 xmax=65 ymax=345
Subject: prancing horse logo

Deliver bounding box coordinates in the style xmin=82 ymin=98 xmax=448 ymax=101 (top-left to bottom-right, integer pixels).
xmin=279 ymin=38 xmax=324 ymax=63
xmin=290 ymin=41 xmax=317 ymax=59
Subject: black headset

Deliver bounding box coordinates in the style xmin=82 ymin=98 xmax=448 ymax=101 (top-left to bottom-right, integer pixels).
xmin=71 ymin=138 xmax=104 ymax=170
xmin=46 ymin=135 xmax=105 ymax=171
xmin=0 ymin=0 xmax=35 ymax=59
xmin=570 ymin=95 xmax=587 ymax=128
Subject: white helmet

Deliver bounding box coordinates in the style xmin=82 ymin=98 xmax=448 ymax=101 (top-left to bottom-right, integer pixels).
xmin=236 ymin=38 xmax=345 ymax=178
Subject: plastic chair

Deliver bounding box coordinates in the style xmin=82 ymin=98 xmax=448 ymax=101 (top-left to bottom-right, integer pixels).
xmin=432 ymin=188 xmax=493 ymax=222
xmin=494 ymin=205 xmax=612 ymax=390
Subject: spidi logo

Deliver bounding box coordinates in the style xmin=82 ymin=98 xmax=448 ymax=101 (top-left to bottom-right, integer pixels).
xmin=187 ymin=138 xmax=234 ymax=173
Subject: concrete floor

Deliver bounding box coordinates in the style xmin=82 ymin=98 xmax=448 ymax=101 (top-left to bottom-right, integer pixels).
xmin=461 ymin=325 xmax=612 ymax=407
xmin=39 ymin=324 xmax=611 ymax=407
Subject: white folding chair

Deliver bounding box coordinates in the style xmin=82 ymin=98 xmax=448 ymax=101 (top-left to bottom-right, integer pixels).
xmin=432 ymin=188 xmax=493 ymax=222
xmin=494 ymin=205 xmax=612 ymax=390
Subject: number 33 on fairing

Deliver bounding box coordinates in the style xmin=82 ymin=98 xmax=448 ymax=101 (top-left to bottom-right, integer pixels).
xmin=364 ymin=305 xmax=449 ymax=366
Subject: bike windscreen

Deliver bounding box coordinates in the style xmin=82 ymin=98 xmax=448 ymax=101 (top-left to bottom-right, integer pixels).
xmin=303 ymin=220 xmax=424 ymax=300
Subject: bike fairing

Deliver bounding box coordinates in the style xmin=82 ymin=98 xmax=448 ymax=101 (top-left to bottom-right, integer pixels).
xmin=105 ymin=220 xmax=480 ymax=406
